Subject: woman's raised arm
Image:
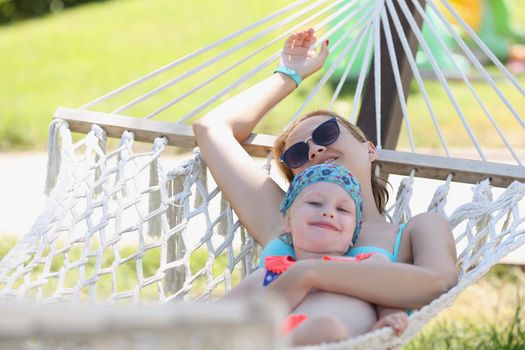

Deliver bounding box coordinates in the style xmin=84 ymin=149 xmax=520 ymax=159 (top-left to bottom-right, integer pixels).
xmin=193 ymin=29 xmax=329 ymax=245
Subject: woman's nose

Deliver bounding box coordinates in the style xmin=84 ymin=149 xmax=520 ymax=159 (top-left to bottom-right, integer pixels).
xmin=308 ymin=140 xmax=326 ymax=160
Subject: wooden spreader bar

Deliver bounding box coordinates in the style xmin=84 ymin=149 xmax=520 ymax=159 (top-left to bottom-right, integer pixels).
xmin=55 ymin=108 xmax=525 ymax=188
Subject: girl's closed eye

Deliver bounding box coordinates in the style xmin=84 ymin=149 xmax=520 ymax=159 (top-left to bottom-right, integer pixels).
xmin=307 ymin=201 xmax=322 ymax=207
xmin=337 ymin=207 xmax=351 ymax=213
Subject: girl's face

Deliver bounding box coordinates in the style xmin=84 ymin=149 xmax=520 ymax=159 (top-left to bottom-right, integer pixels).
xmin=283 ymin=115 xmax=376 ymax=180
xmin=284 ymin=182 xmax=356 ymax=255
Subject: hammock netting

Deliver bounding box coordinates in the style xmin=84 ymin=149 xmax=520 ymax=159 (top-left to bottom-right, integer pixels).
xmin=1 ymin=0 xmax=524 ymax=349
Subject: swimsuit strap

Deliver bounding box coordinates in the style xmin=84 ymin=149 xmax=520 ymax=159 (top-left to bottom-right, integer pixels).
xmin=392 ymin=223 xmax=407 ymax=261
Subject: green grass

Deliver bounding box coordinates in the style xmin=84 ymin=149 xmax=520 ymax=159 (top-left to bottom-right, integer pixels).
xmin=405 ymin=265 xmax=525 ymax=349
xmin=404 ymin=303 xmax=525 ymax=350
xmin=1 ymin=0 xmax=524 ymax=151
xmin=0 ymin=0 xmax=291 ymax=150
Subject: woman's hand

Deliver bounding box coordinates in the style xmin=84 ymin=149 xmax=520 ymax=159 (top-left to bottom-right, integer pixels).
xmin=370 ymin=311 xmax=408 ymax=336
xmin=280 ymin=28 xmax=329 ymax=80
xmin=265 ymin=259 xmax=316 ymax=312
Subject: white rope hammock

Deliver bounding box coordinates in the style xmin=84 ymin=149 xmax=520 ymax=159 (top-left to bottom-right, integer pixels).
xmin=1 ymin=0 xmax=524 ymax=349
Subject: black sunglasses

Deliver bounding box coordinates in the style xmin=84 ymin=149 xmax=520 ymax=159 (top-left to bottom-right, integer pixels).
xmin=280 ymin=118 xmax=340 ymax=169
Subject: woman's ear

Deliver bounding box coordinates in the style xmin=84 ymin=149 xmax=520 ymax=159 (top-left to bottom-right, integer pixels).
xmin=366 ymin=141 xmax=377 ymax=162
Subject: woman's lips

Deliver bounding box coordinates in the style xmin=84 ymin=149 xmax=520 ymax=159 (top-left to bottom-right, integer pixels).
xmin=319 ymin=156 xmax=338 ymax=165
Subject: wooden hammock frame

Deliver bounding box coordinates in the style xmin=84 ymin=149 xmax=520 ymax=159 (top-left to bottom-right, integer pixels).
xmin=54 ymin=107 xmax=525 ymax=188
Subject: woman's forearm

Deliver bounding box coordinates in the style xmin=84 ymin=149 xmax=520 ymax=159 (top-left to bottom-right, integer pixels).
xmin=195 ymin=73 xmax=296 ymax=142
xmin=267 ymin=259 xmax=451 ymax=311
xmin=307 ymin=259 xmax=456 ymax=309
xmin=295 ymin=214 xmax=459 ymax=310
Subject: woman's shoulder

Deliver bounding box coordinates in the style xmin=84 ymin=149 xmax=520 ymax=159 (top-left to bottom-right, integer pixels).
xmin=406 ymin=211 xmax=448 ymax=228
xmin=404 ymin=212 xmax=453 ymax=245
xmin=403 ymin=212 xmax=458 ymax=287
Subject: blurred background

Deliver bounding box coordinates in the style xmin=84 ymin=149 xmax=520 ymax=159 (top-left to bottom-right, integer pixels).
xmin=0 ymin=0 xmax=524 ymax=151
xmin=0 ymin=1 xmax=524 ymax=348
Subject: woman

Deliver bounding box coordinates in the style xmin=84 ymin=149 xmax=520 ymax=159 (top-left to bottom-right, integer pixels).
xmin=193 ymin=28 xmax=457 ymax=319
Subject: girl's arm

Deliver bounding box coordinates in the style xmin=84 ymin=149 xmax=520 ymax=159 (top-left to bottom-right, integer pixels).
xmin=267 ymin=212 xmax=458 ymax=309
xmin=193 ymin=29 xmax=329 ymax=246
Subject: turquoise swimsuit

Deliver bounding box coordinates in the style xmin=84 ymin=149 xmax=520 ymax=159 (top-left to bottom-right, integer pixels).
xmin=346 ymin=223 xmax=406 ymax=262
xmin=259 ymin=223 xmax=407 ymax=267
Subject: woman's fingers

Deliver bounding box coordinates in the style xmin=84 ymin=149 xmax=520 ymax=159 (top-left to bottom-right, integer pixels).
xmin=373 ymin=313 xmax=408 ymax=336
xmin=317 ymin=38 xmax=329 ymax=60
xmin=285 ymin=28 xmax=315 ymax=49
xmin=387 ymin=314 xmax=408 ymax=336
xmin=285 ymin=33 xmax=298 ymax=48
xmin=280 ymin=28 xmax=329 ymax=79
xmin=303 ymin=33 xmax=317 ymax=48
xmin=292 ymin=32 xmax=308 ymax=48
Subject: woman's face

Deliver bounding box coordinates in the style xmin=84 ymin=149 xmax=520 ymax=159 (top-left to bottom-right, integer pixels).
xmin=284 ymin=182 xmax=356 ymax=255
xmin=283 ymin=115 xmax=375 ymax=179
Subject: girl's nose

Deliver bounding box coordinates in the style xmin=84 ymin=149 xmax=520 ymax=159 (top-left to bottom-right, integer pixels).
xmin=322 ymin=212 xmax=334 ymax=219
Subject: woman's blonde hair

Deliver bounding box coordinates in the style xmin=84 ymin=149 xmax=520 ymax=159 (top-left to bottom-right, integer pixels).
xmin=273 ymin=109 xmax=389 ymax=213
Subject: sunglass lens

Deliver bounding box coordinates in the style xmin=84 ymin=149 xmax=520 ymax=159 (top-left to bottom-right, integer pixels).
xmin=281 ymin=142 xmax=309 ymax=168
xmin=313 ymin=119 xmax=340 ymax=146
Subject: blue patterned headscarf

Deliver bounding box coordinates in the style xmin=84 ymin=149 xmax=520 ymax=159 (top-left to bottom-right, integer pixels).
xmin=280 ymin=163 xmax=364 ymax=245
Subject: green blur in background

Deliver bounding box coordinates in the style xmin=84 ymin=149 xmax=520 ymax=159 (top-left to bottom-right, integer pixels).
xmin=0 ymin=0 xmax=294 ymax=150
xmin=0 ymin=0 xmax=524 ymax=151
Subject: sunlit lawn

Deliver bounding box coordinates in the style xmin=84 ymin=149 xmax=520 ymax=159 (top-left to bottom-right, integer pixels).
xmin=0 ymin=0 xmax=524 ymax=150
xmin=0 ymin=0 xmax=291 ymax=149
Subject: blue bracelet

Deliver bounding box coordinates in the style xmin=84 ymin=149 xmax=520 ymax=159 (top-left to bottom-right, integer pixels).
xmin=274 ymin=66 xmax=302 ymax=87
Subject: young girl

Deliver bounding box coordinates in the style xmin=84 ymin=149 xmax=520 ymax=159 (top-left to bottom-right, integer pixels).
xmin=194 ymin=28 xmax=457 ymax=337
xmin=228 ymin=163 xmax=408 ymax=346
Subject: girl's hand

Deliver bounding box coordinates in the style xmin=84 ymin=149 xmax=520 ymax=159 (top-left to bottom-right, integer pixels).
xmin=280 ymin=28 xmax=330 ymax=80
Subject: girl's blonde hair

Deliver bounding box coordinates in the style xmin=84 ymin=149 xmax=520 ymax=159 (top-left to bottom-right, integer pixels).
xmin=272 ymin=110 xmax=389 ymax=213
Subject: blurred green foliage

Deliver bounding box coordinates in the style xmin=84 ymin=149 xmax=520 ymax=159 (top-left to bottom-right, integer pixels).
xmin=0 ymin=0 xmax=108 ymax=25
xmin=0 ymin=0 xmax=524 ymax=151
xmin=0 ymin=0 xmax=292 ymax=150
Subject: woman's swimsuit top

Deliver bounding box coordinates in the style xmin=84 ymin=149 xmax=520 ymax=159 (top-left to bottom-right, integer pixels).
xmin=259 ymin=223 xmax=407 ymax=268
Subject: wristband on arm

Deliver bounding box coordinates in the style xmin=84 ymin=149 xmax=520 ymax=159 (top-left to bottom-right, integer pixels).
xmin=274 ymin=66 xmax=302 ymax=87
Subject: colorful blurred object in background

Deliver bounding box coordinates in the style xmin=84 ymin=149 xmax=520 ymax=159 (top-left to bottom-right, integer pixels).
xmin=327 ymin=0 xmax=525 ymax=80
